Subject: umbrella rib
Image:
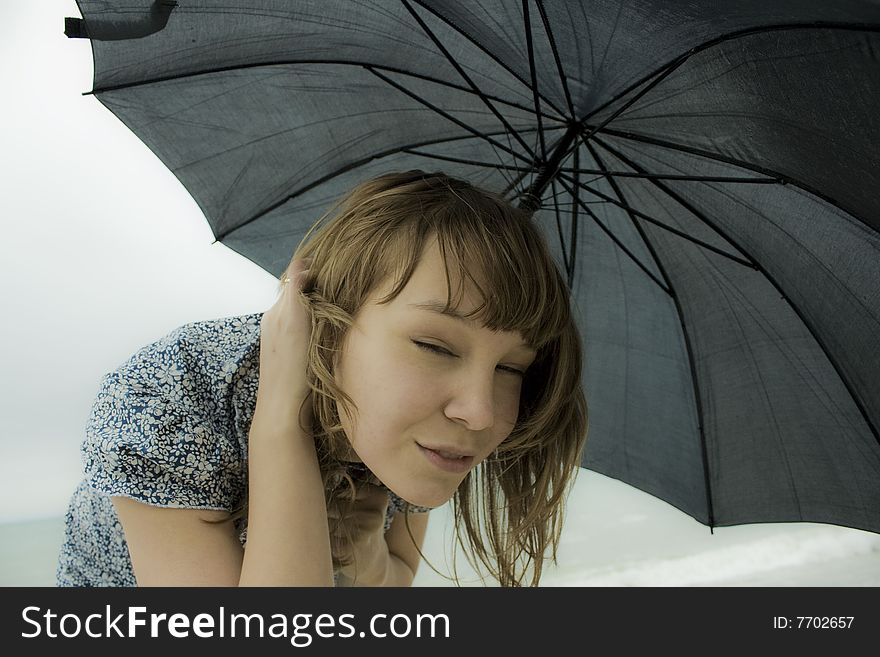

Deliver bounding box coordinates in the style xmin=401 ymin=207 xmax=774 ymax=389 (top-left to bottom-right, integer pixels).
xmin=365 ymin=66 xmax=534 ymax=167
xmin=557 ymin=169 xmax=756 ymax=270
xmin=581 ymin=56 xmax=683 ymax=142
xmin=590 ymin=134 xmax=765 ymax=267
xmin=501 ymin=166 xmax=533 ymax=200
xmin=582 ymin=138 xmax=676 ymax=296
xmin=516 ymin=59 xmax=683 ymax=210
xmin=542 ymin=181 xmax=584 ymax=202
xmin=535 ymin=0 xmax=576 ymax=121
xmin=85 ymin=59 xmax=562 ymax=124
xmin=495 ymin=120 xmax=523 ymax=191
xmin=592 ymin=127 xmax=877 ymax=235
xmin=554 ymin=176 xmax=672 ymax=296
xmin=488 ymin=146 xmax=516 ymax=192
xmin=567 ymin=144 xmax=581 ymax=289
xmin=401 ymin=149 xmax=553 ymax=173
xmin=409 ymin=0 xmax=569 ymax=120
xmin=400 ymin=0 xmax=538 ymax=162
xmin=547 ymin=178 xmax=572 ymax=281
xmin=218 ymin=129 xmax=536 ymax=240
xmin=548 ymin=199 xmax=607 ymax=207
xmin=529 ymin=121 xmax=544 ymax=184
xmin=381 ymin=62 xmax=563 ymax=125
xmin=506 ymin=114 xmax=575 ymax=201
xmin=557 ymin=170 xmax=777 ymax=184
xmin=582 ymin=22 xmax=880 ymax=125
xmin=518 ymin=123 xmax=582 ymax=211
xmin=522 ymin=0 xmax=548 ymax=162
xmin=582 ymin=139 xmax=716 ymax=531
xmin=591 ymin=137 xmax=880 ymax=448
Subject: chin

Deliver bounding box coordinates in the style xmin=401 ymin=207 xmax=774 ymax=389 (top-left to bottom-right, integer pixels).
xmin=386 ymin=483 xmax=454 ymax=509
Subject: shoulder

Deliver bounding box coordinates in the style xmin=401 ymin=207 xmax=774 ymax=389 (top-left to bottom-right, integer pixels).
xmin=81 ymin=314 xmax=263 ymax=508
xmin=126 ymin=312 xmax=263 ymax=370
xmin=110 ymin=312 xmax=263 ymax=408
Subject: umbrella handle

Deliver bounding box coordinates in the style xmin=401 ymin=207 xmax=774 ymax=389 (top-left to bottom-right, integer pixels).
xmin=65 ymin=1 xmax=177 ymax=41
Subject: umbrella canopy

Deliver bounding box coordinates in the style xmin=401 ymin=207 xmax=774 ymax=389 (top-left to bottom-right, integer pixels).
xmin=66 ymin=0 xmax=880 ymax=534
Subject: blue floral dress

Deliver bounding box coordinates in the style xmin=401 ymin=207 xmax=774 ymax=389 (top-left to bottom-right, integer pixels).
xmin=56 ymin=312 xmax=431 ymax=587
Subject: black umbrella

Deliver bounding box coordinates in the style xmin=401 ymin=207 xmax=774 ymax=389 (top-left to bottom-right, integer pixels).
xmin=65 ymin=0 xmax=880 ymax=534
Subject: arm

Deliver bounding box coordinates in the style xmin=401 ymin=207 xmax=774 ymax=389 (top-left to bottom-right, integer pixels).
xmin=238 ymin=405 xmax=334 ymax=586
xmin=111 ymin=407 xmax=334 ymax=587
xmin=114 ymin=256 xmax=334 ymax=587
xmin=111 ymin=499 xmax=244 ymax=586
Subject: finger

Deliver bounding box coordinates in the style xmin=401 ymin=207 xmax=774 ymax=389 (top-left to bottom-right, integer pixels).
xmin=284 ymin=268 xmax=310 ymax=289
xmin=280 ymin=257 xmax=312 ymax=289
xmin=292 ymin=257 xmax=312 ymax=282
xmin=279 ymin=272 xmax=311 ymax=309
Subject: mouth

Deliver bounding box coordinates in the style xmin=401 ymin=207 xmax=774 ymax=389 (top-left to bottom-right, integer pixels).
xmin=417 ymin=443 xmax=475 ymax=473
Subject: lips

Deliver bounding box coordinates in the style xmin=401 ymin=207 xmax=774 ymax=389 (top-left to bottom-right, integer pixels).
xmin=417 ymin=444 xmax=476 ymax=473
xmin=417 ymin=443 xmax=474 ymax=459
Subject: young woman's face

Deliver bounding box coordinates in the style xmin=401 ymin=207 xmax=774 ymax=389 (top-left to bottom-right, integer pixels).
xmin=334 ymin=238 xmax=537 ymax=508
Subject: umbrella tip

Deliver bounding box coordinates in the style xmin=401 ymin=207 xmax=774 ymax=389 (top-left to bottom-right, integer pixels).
xmin=64 ymin=17 xmax=88 ymax=39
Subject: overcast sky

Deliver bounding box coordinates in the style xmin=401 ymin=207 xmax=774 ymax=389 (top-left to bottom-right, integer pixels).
xmin=1 ymin=2 xmax=280 ymax=523
xmin=1 ymin=2 xmax=877 ymax=585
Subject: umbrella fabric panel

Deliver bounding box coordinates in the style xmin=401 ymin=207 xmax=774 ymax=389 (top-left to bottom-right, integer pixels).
xmin=579 ymin=158 xmax=880 ymax=532
xmin=76 ymin=0 xmax=471 ymax=92
xmin=95 ymin=63 xmax=540 ymax=239
xmin=535 ymin=185 xmax=708 ymax=524
xmin=597 ymin=135 xmax=880 ymax=450
xmin=420 ymin=0 xmax=880 ymax=121
xmin=76 ymin=0 xmax=880 ymax=112
xmin=590 ymin=27 xmax=880 ymax=232
xmin=70 ymin=0 xmax=880 ymax=535
xmin=539 ymin=148 xmax=728 ymax=526
xmin=663 ymin=237 xmax=879 ymax=531
xmin=572 ymin=140 xmax=880 ymax=529
xmin=223 ymin=147 xmax=519 ymax=275
xmin=76 ymin=0 xmax=556 ymax=120
xmin=686 ymin=173 xmax=880 ymax=441
xmin=539 ymin=173 xmax=880 ymax=532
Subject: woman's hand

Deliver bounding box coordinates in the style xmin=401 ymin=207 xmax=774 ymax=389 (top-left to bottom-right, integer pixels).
xmin=329 ymin=482 xmax=392 ymax=586
xmin=255 ymin=257 xmax=314 ymax=429
xmin=243 ymin=256 xmax=337 ymax=586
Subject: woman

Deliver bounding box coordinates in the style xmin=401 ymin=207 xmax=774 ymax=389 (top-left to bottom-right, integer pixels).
xmin=56 ymin=170 xmax=588 ymax=587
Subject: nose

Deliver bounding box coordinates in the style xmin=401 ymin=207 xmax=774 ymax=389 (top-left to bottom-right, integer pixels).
xmin=443 ymin=367 xmax=498 ymax=431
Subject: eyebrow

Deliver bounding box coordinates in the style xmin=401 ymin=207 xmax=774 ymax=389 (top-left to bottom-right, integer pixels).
xmin=407 ymin=300 xmax=538 ymax=353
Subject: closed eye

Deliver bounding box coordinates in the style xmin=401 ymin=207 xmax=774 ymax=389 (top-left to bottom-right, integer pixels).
xmin=414 ymin=341 xmax=452 ymax=357
xmin=412 ymin=341 xmax=526 ymax=376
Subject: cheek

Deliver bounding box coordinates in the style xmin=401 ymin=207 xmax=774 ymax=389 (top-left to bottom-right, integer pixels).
xmin=497 ymin=380 xmax=524 ymax=425
xmin=378 ymin=359 xmax=444 ymax=407
xmin=341 ymin=350 xmax=441 ymax=422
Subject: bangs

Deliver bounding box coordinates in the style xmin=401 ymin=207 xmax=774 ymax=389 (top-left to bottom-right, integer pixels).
xmin=372 ymin=185 xmax=572 ymax=352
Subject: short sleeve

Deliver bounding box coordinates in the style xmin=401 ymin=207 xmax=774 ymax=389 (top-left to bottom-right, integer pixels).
xmin=387 ymin=491 xmax=433 ymax=515
xmin=82 ymin=370 xmax=245 ymax=511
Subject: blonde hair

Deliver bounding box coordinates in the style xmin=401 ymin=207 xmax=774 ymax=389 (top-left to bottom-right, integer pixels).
xmin=281 ymin=171 xmax=587 ymax=586
xmin=226 ymin=170 xmax=587 ymax=586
